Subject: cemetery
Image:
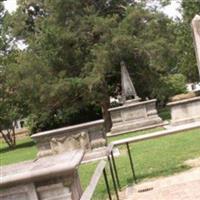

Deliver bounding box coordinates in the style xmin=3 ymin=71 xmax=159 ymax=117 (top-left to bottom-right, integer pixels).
xmin=1 ymin=1 xmax=200 ymax=200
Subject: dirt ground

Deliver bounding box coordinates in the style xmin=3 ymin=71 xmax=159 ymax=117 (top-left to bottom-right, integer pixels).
xmin=119 ymin=158 xmax=200 ymax=200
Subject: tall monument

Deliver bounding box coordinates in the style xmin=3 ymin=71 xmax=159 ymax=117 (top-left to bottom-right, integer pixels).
xmin=108 ymin=61 xmax=163 ymax=135
xmin=167 ymin=15 xmax=200 ymax=127
xmin=192 ymin=14 xmax=200 ymax=77
xmin=120 ymin=61 xmax=139 ymax=103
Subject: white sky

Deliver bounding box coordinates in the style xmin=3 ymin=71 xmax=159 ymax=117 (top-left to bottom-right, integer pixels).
xmin=3 ymin=0 xmax=182 ymax=18
xmin=160 ymin=0 xmax=182 ymax=19
xmin=3 ymin=0 xmax=17 ymax=13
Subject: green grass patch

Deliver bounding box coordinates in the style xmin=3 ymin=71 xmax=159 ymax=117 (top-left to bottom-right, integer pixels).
xmin=80 ymin=128 xmax=200 ymax=199
xmin=108 ymin=127 xmax=164 ymax=143
xmin=158 ymin=107 xmax=171 ymax=121
xmin=0 ymin=137 xmax=37 ymax=166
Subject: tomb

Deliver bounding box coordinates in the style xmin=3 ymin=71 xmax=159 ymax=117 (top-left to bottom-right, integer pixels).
xmin=108 ymin=61 xmax=163 ymax=135
xmin=31 ymin=119 xmax=107 ymax=161
xmin=0 ymin=150 xmax=84 ymax=200
xmin=167 ymin=15 xmax=200 ymax=127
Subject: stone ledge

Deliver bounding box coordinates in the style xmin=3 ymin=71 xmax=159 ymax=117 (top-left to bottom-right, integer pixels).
xmin=0 ymin=150 xmax=84 ymax=188
xmin=110 ymin=118 xmax=163 ymax=135
xmin=107 ymin=122 xmax=166 ymax=137
xmin=32 ymin=120 xmax=104 ymax=138
xmin=167 ymin=96 xmax=200 ymax=106
xmin=108 ymin=99 xmax=157 ymax=112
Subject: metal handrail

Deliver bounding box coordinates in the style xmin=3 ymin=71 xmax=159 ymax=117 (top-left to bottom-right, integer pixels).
xmin=80 ymin=123 xmax=200 ymax=200
xmin=112 ymin=123 xmax=200 ymax=146
xmin=80 ymin=144 xmax=120 ymax=200
xmin=110 ymin=122 xmax=200 ymax=187
xmin=80 ymin=160 xmax=107 ymax=200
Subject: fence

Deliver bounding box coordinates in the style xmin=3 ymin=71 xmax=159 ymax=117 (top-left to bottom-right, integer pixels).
xmin=80 ymin=144 xmax=120 ymax=200
xmin=80 ymin=123 xmax=200 ymax=200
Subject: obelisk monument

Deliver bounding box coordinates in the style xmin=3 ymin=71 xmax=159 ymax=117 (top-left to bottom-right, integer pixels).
xmin=192 ymin=14 xmax=200 ymax=77
xmin=108 ymin=61 xmax=162 ymax=135
xmin=120 ymin=61 xmax=140 ymax=104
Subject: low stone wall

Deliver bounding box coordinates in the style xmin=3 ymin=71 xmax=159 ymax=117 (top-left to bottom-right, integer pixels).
xmin=0 ymin=150 xmax=84 ymax=200
xmin=0 ymin=128 xmax=29 ymax=140
xmin=109 ymin=99 xmax=163 ymax=135
xmin=31 ymin=120 xmax=106 ymax=158
xmin=167 ymin=96 xmax=200 ymax=126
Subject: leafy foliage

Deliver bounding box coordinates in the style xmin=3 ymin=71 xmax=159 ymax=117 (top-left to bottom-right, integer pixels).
xmin=175 ymin=0 xmax=200 ymax=82
xmin=5 ymin=0 xmax=187 ymax=133
xmin=0 ymin=3 xmax=26 ymax=147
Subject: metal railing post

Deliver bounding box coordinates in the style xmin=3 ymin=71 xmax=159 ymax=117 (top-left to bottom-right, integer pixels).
xmin=103 ymin=168 xmax=112 ymax=200
xmin=111 ymin=150 xmax=121 ymax=190
xmin=126 ymin=142 xmax=137 ymax=183
xmin=107 ymin=156 xmax=120 ymax=200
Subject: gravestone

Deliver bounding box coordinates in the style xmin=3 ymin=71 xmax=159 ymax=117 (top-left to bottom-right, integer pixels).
xmin=167 ymin=15 xmax=200 ymax=126
xmin=108 ymin=61 xmax=163 ymax=135
xmin=0 ymin=150 xmax=84 ymax=200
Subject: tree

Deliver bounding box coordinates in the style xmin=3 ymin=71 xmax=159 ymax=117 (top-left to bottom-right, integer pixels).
xmin=8 ymin=0 xmax=186 ymax=133
xmin=0 ymin=3 xmax=26 ymax=148
xmin=0 ymin=55 xmax=24 ymax=148
xmin=9 ymin=0 xmax=130 ymax=132
xmin=175 ymin=0 xmax=200 ymax=82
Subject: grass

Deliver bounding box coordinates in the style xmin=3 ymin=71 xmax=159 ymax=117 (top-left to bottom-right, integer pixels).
xmin=1 ymin=127 xmax=200 ymax=199
xmin=0 ymin=138 xmax=37 ymax=166
xmin=108 ymin=127 xmax=164 ymax=143
xmin=158 ymin=107 xmax=171 ymax=121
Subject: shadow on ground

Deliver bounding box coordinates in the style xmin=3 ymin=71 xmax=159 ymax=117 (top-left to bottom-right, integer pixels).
xmin=125 ymin=164 xmax=190 ymax=185
xmin=0 ymin=141 xmax=36 ymax=154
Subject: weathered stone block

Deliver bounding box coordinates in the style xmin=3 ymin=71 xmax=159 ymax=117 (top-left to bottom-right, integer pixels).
xmin=0 ymin=184 xmax=38 ymax=200
xmin=0 ymin=151 xmax=84 ymax=200
xmin=167 ymin=96 xmax=200 ymax=126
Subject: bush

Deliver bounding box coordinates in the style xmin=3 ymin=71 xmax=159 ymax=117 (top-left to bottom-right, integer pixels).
xmin=153 ymin=73 xmax=187 ymax=106
xmin=27 ymin=104 xmax=102 ymax=134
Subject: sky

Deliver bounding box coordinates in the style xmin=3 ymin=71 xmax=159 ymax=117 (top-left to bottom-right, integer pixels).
xmin=160 ymin=0 xmax=182 ymax=19
xmin=4 ymin=0 xmax=182 ymax=19
xmin=3 ymin=0 xmax=17 ymax=13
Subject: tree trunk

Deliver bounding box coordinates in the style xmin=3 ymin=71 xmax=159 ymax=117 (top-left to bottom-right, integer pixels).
xmin=101 ymin=97 xmax=112 ymax=133
xmin=0 ymin=128 xmax=16 ymax=148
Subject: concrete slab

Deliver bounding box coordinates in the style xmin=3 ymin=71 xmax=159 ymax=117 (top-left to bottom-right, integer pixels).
xmin=121 ymin=167 xmax=200 ymax=200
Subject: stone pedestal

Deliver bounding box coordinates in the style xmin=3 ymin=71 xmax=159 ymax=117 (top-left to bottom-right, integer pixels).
xmin=109 ymin=99 xmax=163 ymax=135
xmin=31 ymin=120 xmax=107 ymax=160
xmin=0 ymin=150 xmax=84 ymax=200
xmin=167 ymin=96 xmax=200 ymax=126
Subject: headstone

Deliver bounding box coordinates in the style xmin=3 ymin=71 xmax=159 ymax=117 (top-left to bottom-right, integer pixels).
xmin=192 ymin=14 xmax=200 ymax=77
